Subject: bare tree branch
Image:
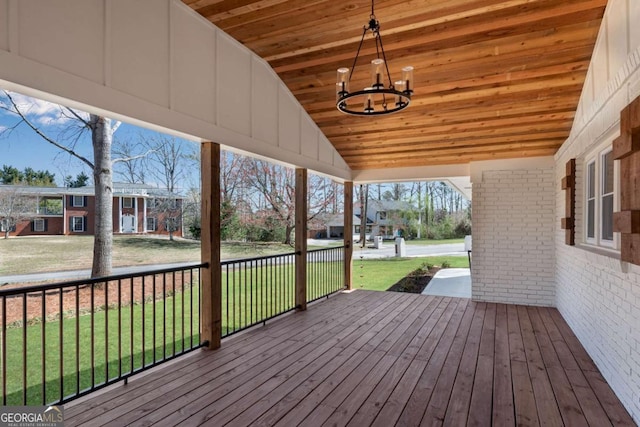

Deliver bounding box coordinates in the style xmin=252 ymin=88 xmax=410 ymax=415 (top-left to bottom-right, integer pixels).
xmin=112 ymin=148 xmax=157 ymax=164
xmin=3 ymin=91 xmax=95 ymax=169
xmin=64 ymin=107 xmax=90 ymax=126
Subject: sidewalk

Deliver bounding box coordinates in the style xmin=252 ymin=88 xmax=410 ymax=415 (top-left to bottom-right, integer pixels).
xmin=421 ymin=268 xmax=471 ymax=298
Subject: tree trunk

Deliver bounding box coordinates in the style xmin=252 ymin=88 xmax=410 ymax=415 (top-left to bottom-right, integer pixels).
xmin=284 ymin=223 xmax=294 ymax=245
xmin=91 ymin=115 xmax=113 ymax=278
xmin=4 ymin=230 xmax=9 ymax=239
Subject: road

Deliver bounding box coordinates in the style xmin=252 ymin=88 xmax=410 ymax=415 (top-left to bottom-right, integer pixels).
xmin=0 ymin=262 xmax=199 ymax=285
xmin=354 ymin=242 xmax=465 ymax=259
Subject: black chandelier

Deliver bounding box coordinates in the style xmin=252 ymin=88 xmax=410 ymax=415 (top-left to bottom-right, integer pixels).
xmin=336 ymin=0 xmax=414 ymax=116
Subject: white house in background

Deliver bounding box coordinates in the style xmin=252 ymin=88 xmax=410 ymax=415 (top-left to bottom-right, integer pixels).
xmin=354 ymin=199 xmax=413 ymax=239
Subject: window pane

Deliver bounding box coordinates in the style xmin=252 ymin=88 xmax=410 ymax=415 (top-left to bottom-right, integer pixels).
xmin=587 ymin=161 xmax=595 ymax=198
xmin=602 ymin=151 xmax=613 ymax=195
xmin=602 ymin=194 xmax=613 ymax=241
xmin=587 ymin=199 xmax=595 ymax=239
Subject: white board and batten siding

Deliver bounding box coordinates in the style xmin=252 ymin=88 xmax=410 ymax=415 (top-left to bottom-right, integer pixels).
xmin=0 ymin=0 xmax=351 ymax=181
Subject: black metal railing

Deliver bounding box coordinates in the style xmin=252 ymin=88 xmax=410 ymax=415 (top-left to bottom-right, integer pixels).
xmin=307 ymin=246 xmax=346 ymax=303
xmin=221 ymin=252 xmax=296 ymax=337
xmin=0 ymin=263 xmax=205 ymax=406
xmin=221 ymin=245 xmax=347 ymax=338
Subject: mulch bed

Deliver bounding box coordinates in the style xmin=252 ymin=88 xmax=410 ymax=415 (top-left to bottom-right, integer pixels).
xmin=0 ymin=271 xmax=196 ymax=325
xmin=387 ymin=267 xmax=440 ymax=294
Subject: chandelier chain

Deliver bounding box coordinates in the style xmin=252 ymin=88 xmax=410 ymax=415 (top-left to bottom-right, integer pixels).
xmin=348 ymin=26 xmax=369 ymax=83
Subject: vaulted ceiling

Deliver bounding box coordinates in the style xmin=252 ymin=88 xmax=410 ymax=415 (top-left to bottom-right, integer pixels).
xmin=184 ymin=0 xmax=607 ymax=170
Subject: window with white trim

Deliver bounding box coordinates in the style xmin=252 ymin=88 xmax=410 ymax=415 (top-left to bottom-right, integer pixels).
xmin=146 ymin=217 xmax=156 ymax=231
xmin=33 ymin=218 xmax=45 ymax=232
xmin=71 ymin=216 xmax=85 ymax=232
xmin=584 ymin=145 xmax=618 ymax=249
xmin=123 ymin=197 xmax=133 ymax=209
xmin=71 ymin=195 xmax=84 ymax=207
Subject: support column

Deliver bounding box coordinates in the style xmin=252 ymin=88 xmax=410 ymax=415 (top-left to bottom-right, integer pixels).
xmin=295 ymin=168 xmax=308 ymax=311
xmin=200 ymin=142 xmax=221 ymax=350
xmin=344 ymin=181 xmax=353 ymax=290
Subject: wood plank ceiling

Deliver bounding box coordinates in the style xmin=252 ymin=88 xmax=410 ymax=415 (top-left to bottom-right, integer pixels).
xmin=184 ymin=0 xmax=607 ymax=170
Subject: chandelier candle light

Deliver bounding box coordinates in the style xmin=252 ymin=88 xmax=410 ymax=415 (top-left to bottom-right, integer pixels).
xmin=336 ymin=0 xmax=414 ymax=116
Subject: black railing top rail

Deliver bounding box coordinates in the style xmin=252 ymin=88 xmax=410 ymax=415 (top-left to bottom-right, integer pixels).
xmin=307 ymin=245 xmax=347 ymax=254
xmin=220 ymin=244 xmax=347 ymax=266
xmin=221 ymin=251 xmax=297 ymax=266
xmin=0 ymin=262 xmax=208 ymax=297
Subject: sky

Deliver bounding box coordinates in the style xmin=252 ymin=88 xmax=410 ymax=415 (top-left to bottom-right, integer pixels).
xmin=0 ymin=90 xmax=200 ymax=189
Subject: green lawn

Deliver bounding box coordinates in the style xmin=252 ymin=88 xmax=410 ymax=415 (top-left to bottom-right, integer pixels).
xmin=353 ymin=256 xmax=469 ymax=291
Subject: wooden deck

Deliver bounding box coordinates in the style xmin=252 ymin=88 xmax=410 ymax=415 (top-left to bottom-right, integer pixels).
xmin=64 ymin=290 xmax=635 ymax=426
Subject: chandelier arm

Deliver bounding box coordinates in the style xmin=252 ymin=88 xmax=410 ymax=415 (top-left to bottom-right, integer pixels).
xmin=348 ymin=26 xmax=369 ymax=82
xmin=376 ymin=27 xmax=394 ymax=88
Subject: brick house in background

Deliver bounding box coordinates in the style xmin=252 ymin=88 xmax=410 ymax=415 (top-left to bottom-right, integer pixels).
xmin=0 ymin=183 xmax=183 ymax=237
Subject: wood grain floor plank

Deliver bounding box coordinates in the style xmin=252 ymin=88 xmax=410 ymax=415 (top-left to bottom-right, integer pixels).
xmin=491 ymin=303 xmax=516 ymax=427
xmin=468 ymin=302 xmax=497 ymax=426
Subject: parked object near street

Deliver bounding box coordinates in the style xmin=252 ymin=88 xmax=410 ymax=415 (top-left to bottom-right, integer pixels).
xmin=395 ymin=237 xmax=406 ymax=257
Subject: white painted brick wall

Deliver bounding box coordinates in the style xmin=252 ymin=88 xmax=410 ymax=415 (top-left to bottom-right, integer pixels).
xmin=553 ymin=0 xmax=640 ymax=421
xmin=471 ymin=168 xmax=555 ymax=306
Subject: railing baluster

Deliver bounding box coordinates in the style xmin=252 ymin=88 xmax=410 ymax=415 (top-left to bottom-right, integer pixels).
xmin=75 ymin=285 xmax=79 ymax=396
xmin=129 ymin=277 xmax=133 ymax=375
xmin=90 ymin=284 xmax=94 ymax=389
xmin=172 ymin=271 xmax=176 ymax=357
xmin=189 ymin=270 xmax=193 ymax=348
xmin=2 ymin=296 xmax=6 ymax=406
xmin=105 ymin=281 xmax=109 ymax=383
xmin=181 ymin=270 xmax=185 ymax=354
xmin=152 ymin=275 xmax=156 ymax=363
xmin=225 ymin=264 xmax=229 ymax=337
xmin=22 ymin=294 xmax=27 ymax=405
xmin=118 ymin=279 xmax=122 ymax=379
xmin=59 ymin=288 xmax=63 ymax=403
xmin=162 ymin=273 xmax=166 ymax=361
xmin=142 ymin=276 xmax=146 ymax=369
xmin=41 ymin=290 xmax=45 ymax=404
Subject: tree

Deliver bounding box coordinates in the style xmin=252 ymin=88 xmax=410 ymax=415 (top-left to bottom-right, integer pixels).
xmin=0 ymin=187 xmax=36 ymax=239
xmin=64 ymin=172 xmax=89 ymax=188
xmin=149 ymin=197 xmax=182 ymax=241
xmin=112 ymin=139 xmax=147 ymax=184
xmin=144 ymin=136 xmax=186 ymax=194
xmin=1 ymin=90 xmax=119 ymax=277
xmin=243 ymin=159 xmax=337 ymax=245
xmin=1 ymin=165 xmax=56 ymax=186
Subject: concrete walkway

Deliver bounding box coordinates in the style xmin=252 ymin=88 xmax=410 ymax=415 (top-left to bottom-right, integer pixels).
xmin=421 ymin=268 xmax=471 ymax=298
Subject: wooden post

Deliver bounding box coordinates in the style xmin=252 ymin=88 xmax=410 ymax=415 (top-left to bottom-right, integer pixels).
xmin=200 ymin=142 xmax=221 ymax=350
xmin=344 ymin=181 xmax=353 ymax=290
xmin=295 ymin=168 xmax=307 ymax=311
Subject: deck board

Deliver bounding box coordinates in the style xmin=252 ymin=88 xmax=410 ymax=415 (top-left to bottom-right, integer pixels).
xmin=64 ymin=290 xmax=635 ymax=426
